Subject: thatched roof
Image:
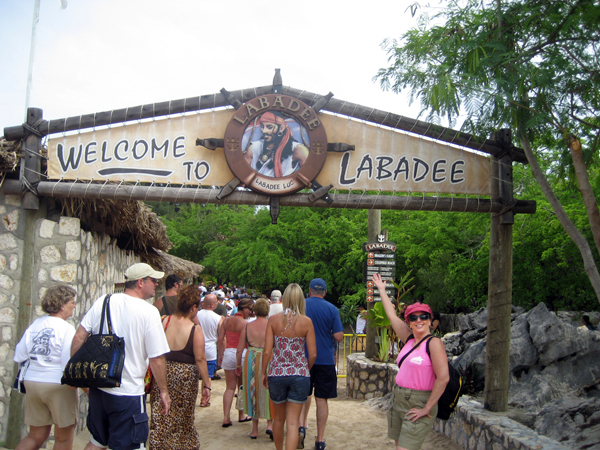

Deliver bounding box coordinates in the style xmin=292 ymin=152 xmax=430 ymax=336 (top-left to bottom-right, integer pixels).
xmin=59 ymin=198 xmax=205 ymax=279
xmin=0 ymin=138 xmax=20 ymax=175
xmin=58 ymin=197 xmax=171 ymax=252
xmin=143 ymin=248 xmax=204 ymax=280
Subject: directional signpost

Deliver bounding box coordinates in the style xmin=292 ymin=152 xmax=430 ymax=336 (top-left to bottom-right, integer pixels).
xmin=362 ymin=237 xmax=397 ymax=302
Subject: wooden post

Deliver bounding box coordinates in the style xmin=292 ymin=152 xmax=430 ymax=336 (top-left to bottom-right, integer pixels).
xmin=20 ymin=107 xmax=43 ymax=210
xmin=365 ymin=209 xmax=381 ymax=359
xmin=484 ymin=129 xmax=513 ymax=412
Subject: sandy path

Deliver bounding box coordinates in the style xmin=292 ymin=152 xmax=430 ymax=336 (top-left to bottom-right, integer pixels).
xmin=72 ymin=372 xmax=462 ymax=450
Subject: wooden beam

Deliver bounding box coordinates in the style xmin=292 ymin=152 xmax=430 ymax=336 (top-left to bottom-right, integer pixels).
xmin=3 ymin=85 xmax=527 ymax=163
xmin=1 ymin=180 xmax=536 ymax=214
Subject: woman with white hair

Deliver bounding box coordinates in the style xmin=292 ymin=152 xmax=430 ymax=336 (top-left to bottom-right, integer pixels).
xmin=14 ymin=285 xmax=78 ymax=450
xmin=268 ymin=289 xmax=283 ymax=317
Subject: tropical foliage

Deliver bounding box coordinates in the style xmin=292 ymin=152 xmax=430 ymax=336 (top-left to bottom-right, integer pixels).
xmin=150 ymin=160 xmax=599 ymax=314
xmin=375 ymin=0 xmax=600 ymax=303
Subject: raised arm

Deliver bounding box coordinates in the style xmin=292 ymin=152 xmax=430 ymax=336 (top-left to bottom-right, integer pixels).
xmin=371 ymin=273 xmax=412 ymax=343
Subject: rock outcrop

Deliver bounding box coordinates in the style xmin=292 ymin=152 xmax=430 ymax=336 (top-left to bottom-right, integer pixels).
xmin=442 ymin=303 xmax=600 ymax=450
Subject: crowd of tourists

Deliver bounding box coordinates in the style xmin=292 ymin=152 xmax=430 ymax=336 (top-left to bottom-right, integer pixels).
xmin=13 ymin=263 xmax=450 ymax=450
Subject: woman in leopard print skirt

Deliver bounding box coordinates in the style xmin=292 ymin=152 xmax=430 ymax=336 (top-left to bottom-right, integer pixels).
xmin=149 ymin=285 xmax=211 ymax=449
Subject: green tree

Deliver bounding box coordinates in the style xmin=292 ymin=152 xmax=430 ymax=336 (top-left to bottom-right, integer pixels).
xmin=202 ymin=206 xmax=367 ymax=297
xmin=375 ymin=0 xmax=600 ymax=304
xmin=151 ymin=202 xmax=256 ymax=264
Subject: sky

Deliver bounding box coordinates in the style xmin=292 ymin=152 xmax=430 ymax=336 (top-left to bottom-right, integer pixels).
xmin=1 ymin=0 xmax=425 ymax=134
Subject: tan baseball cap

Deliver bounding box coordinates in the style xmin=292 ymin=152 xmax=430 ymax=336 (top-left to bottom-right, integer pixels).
xmin=124 ymin=263 xmax=164 ymax=281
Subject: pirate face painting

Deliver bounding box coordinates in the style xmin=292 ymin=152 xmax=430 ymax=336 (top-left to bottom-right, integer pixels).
xmin=30 ymin=327 xmax=55 ymax=356
xmin=244 ymin=111 xmax=310 ymax=178
xmin=224 ymin=94 xmax=328 ymax=195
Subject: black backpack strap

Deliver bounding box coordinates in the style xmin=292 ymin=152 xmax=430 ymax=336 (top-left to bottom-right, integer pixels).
xmin=397 ymin=334 xmax=432 ymax=368
xmin=162 ymin=296 xmax=170 ymax=315
xmin=425 ymin=335 xmax=437 ymax=359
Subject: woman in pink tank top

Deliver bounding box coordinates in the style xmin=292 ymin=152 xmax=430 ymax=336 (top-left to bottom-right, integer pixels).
xmin=372 ymin=274 xmax=449 ymax=450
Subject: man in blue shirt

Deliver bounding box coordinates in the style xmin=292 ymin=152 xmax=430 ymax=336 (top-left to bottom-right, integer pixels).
xmin=298 ymin=278 xmax=344 ymax=450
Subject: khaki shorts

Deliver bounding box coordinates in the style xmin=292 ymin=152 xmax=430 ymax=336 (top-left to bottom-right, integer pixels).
xmin=24 ymin=381 xmax=78 ymax=428
xmin=387 ymin=385 xmax=437 ymax=450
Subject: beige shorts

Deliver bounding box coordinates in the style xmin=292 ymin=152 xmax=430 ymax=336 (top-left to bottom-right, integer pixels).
xmin=387 ymin=385 xmax=437 ymax=450
xmin=24 ymin=381 xmax=78 ymax=428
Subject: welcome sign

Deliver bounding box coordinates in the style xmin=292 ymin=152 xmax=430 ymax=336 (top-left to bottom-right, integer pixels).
xmin=48 ymin=104 xmax=491 ymax=196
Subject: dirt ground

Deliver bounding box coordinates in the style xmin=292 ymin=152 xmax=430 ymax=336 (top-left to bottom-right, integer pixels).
xmin=67 ymin=371 xmax=462 ymax=450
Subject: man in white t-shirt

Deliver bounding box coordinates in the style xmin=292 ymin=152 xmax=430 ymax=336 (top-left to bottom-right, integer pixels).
xmin=71 ymin=263 xmax=171 ymax=450
xmin=197 ymin=293 xmax=224 ymax=386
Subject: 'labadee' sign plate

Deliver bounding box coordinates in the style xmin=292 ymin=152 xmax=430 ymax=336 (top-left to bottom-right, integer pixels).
xmin=223 ymin=94 xmax=328 ymax=195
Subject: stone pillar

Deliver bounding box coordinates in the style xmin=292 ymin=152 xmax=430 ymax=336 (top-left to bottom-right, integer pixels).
xmin=1 ymin=194 xmax=47 ymax=447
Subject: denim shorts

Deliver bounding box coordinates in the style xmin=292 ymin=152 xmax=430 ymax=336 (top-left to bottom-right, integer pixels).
xmin=268 ymin=376 xmax=310 ymax=404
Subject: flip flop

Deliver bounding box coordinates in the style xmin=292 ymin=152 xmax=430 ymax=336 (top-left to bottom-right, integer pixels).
xmin=266 ymin=430 xmax=273 ymax=440
xmin=200 ymin=401 xmax=210 ymax=407
xmin=222 ymin=422 xmax=233 ymax=428
xmin=238 ymin=416 xmax=252 ymax=423
xmin=248 ymin=432 xmax=257 ymax=439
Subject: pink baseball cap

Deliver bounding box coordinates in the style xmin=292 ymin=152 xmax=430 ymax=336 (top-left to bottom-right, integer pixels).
xmin=404 ymin=302 xmax=433 ymax=320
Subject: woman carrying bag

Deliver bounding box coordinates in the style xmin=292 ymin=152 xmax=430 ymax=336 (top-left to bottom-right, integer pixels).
xmin=372 ymin=273 xmax=449 ymax=450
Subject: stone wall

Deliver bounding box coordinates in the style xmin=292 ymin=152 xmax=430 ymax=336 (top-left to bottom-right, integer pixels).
xmin=433 ymin=398 xmax=571 ymax=450
xmin=346 ymin=353 xmax=396 ymax=399
xmin=0 ymin=193 xmax=140 ymax=443
xmin=0 ymin=195 xmax=27 ymax=443
xmin=347 ymin=354 xmax=571 ymax=450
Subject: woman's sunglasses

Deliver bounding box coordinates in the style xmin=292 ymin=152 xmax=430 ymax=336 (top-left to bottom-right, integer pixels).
xmin=408 ymin=313 xmax=431 ymax=322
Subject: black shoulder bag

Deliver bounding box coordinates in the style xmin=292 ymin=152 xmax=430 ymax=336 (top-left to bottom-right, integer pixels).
xmin=62 ymin=294 xmax=126 ymax=388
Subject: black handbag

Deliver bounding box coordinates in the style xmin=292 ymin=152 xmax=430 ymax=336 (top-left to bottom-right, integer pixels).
xmin=61 ymin=294 xmax=125 ymax=388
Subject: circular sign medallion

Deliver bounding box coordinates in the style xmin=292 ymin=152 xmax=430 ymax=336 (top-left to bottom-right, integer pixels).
xmin=223 ymin=94 xmax=328 ymax=196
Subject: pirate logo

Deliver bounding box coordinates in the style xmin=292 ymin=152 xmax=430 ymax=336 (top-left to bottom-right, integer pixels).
xmin=30 ymin=328 xmax=55 ymax=356
xmin=224 ymin=95 xmax=328 ymax=196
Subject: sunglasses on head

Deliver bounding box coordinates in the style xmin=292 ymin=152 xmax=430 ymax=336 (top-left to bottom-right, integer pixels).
xmin=408 ymin=313 xmax=431 ymax=322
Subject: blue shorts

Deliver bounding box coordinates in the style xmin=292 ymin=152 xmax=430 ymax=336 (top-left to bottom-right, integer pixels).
xmin=207 ymin=359 xmax=217 ymax=378
xmin=268 ymin=376 xmax=310 ymax=404
xmin=87 ymin=388 xmax=148 ymax=450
